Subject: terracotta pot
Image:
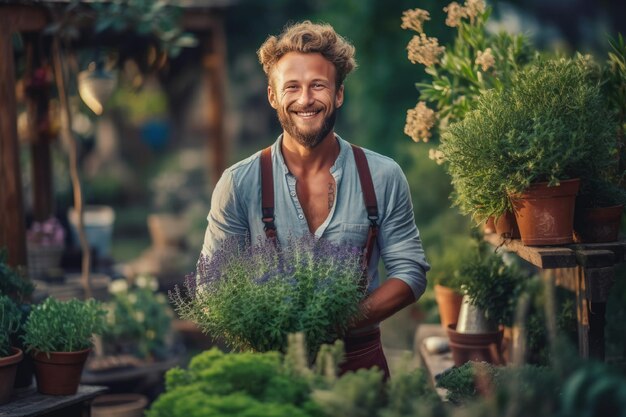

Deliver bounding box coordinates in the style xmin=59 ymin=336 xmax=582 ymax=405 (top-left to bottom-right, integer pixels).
xmin=91 ymin=394 xmax=148 ymax=417
xmin=574 ymin=205 xmax=624 ymax=243
xmin=447 ymin=324 xmax=503 ymax=366
xmin=434 ymin=284 xmax=463 ymax=331
xmin=510 ymin=178 xmax=580 ymax=246
xmin=32 ymin=348 xmax=91 ymax=395
xmin=484 ymin=217 xmax=496 ymax=234
xmin=0 ymin=347 xmax=23 ymax=404
xmin=495 ymin=211 xmax=521 ymax=239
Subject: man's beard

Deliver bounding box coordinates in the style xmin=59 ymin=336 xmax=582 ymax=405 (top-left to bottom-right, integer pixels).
xmin=277 ymin=105 xmax=337 ymax=149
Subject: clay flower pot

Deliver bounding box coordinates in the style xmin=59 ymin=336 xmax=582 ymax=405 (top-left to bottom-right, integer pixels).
xmin=574 ymin=205 xmax=624 ymax=243
xmin=0 ymin=347 xmax=23 ymax=404
xmin=483 ymin=217 xmax=496 ymax=234
xmin=495 ymin=211 xmax=521 ymax=239
xmin=510 ymin=178 xmax=580 ymax=246
xmin=434 ymin=284 xmax=463 ymax=331
xmin=32 ymin=348 xmax=91 ymax=395
xmin=447 ymin=324 xmax=504 ymax=366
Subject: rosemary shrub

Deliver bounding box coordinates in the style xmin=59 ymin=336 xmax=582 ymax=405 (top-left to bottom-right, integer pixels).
xmin=171 ymin=235 xmax=367 ymax=356
xmin=441 ymin=55 xmax=617 ymax=221
xmin=23 ymin=297 xmax=107 ymax=354
xmin=0 ymin=295 xmax=22 ymax=357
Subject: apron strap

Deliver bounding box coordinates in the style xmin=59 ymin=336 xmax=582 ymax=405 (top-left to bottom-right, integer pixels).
xmin=350 ymin=145 xmax=379 ymax=272
xmin=260 ymin=147 xmax=277 ymax=241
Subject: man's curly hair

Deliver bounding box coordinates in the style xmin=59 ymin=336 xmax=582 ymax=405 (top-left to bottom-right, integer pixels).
xmin=257 ymin=21 xmax=357 ymax=89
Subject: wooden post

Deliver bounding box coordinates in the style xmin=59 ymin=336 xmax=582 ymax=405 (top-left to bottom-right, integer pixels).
xmin=0 ymin=27 xmax=27 ymax=267
xmin=203 ymin=16 xmax=227 ymax=186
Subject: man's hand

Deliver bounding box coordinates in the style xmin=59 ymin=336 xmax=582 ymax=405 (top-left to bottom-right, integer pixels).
xmin=349 ymin=278 xmax=416 ymax=330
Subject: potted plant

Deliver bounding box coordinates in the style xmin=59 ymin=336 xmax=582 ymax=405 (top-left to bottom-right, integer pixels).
xmin=447 ymin=239 xmax=527 ymax=366
xmin=102 ymin=274 xmax=174 ymax=361
xmin=573 ymin=35 xmax=626 ymax=243
xmin=23 ymin=297 xmax=106 ymax=395
xmin=441 ymin=55 xmax=617 ymax=245
xmin=171 ymin=235 xmax=367 ymax=359
xmin=428 ymin=236 xmax=471 ymax=330
xmin=0 ymin=295 xmax=24 ymax=404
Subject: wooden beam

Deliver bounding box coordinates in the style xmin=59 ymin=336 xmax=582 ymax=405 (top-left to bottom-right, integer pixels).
xmin=0 ymin=5 xmax=48 ymax=33
xmin=484 ymin=233 xmax=577 ymax=269
xmin=203 ymin=15 xmax=227 ymax=186
xmin=0 ymin=28 xmax=27 ymax=267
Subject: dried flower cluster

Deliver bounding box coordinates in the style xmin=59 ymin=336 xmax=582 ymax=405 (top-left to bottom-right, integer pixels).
xmin=407 ymin=33 xmax=445 ymax=67
xmin=444 ymin=0 xmax=486 ymax=27
xmin=475 ymin=48 xmax=495 ymax=71
xmin=428 ymin=148 xmax=446 ymax=165
xmin=400 ymin=8 xmax=430 ymax=34
xmin=405 ymin=102 xmax=437 ymax=142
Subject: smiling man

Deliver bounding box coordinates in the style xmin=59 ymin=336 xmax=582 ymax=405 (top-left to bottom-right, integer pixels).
xmin=200 ymin=21 xmax=429 ymax=379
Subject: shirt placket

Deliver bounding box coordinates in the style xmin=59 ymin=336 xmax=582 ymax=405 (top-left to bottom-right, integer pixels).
xmin=285 ymin=173 xmax=309 ymax=233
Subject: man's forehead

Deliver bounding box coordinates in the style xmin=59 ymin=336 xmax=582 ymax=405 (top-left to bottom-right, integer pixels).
xmin=272 ymin=52 xmax=336 ymax=84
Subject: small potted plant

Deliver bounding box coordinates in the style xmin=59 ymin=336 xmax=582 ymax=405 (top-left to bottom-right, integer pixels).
xmin=23 ymin=297 xmax=106 ymax=395
xmin=429 ymin=236 xmax=471 ymax=330
xmin=573 ymin=35 xmax=626 ymax=243
xmin=441 ymin=55 xmax=617 ymax=245
xmin=171 ymin=235 xmax=367 ymax=359
xmin=447 ymin=238 xmax=527 ymax=366
xmin=0 ymin=295 xmax=23 ymax=404
xmin=102 ymin=274 xmax=174 ymax=361
xmin=26 ymin=217 xmax=65 ymax=280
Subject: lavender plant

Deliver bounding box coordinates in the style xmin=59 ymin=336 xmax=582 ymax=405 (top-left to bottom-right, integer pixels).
xmin=171 ymin=235 xmax=367 ymax=356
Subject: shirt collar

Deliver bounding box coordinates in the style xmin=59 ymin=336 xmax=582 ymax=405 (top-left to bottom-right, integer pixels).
xmin=271 ymin=133 xmax=349 ymax=175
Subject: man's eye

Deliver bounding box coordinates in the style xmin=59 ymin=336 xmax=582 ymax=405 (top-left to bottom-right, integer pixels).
xmin=285 ymin=86 xmax=297 ymax=91
xmin=313 ymin=83 xmax=325 ymax=89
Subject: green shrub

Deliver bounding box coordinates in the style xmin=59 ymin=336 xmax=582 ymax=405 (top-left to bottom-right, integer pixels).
xmin=0 ymin=295 xmax=22 ymax=357
xmin=23 ymin=297 xmax=106 ymax=353
xmin=441 ymin=55 xmax=617 ymax=221
xmin=0 ymin=249 xmax=34 ymax=303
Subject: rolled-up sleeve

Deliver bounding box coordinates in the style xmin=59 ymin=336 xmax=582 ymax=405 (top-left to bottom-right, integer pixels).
xmin=378 ymin=164 xmax=430 ymax=299
xmin=201 ymin=169 xmax=249 ymax=258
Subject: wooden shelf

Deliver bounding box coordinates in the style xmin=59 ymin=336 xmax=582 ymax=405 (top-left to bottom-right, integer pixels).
xmin=0 ymin=385 xmax=107 ymax=417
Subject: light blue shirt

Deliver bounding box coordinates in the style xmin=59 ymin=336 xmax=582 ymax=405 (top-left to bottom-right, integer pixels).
xmin=201 ymin=134 xmax=430 ymax=299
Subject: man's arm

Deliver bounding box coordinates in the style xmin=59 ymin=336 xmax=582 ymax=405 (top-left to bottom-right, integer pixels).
xmin=350 ymin=278 xmax=416 ymax=329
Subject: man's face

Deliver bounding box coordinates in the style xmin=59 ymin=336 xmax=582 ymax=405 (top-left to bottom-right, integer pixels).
xmin=268 ymin=52 xmax=344 ymax=148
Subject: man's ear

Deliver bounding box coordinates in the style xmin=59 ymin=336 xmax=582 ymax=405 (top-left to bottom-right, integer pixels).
xmin=335 ymin=84 xmax=344 ymax=108
xmin=267 ymin=84 xmax=278 ymax=109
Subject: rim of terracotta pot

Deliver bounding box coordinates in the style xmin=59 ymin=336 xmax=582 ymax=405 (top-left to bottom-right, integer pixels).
xmin=0 ymin=347 xmax=23 ymax=367
xmin=31 ymin=347 xmax=91 ymax=364
xmin=510 ymin=178 xmax=581 ymax=199
xmin=447 ymin=323 xmax=502 ymax=344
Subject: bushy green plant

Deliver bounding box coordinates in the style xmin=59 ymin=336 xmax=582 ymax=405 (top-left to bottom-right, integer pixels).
xmin=147 ymin=347 xmax=324 ymax=417
xmin=401 ymin=0 xmax=532 ymax=143
xmin=441 ymin=55 xmax=617 ymax=221
xmin=0 ymin=295 xmax=22 ymax=357
xmin=427 ymin=235 xmax=474 ymax=290
xmin=171 ymin=235 xmax=366 ymax=357
xmin=0 ymin=249 xmax=34 ymax=303
xmin=458 ymin=239 xmax=527 ymax=327
xmin=102 ymin=275 xmax=173 ymax=359
xmin=436 ymin=361 xmax=500 ymax=404
xmin=23 ymin=297 xmax=106 ymax=354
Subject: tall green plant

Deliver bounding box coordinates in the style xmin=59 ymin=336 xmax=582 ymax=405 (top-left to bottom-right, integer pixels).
xmin=401 ymin=0 xmax=532 ymax=143
xmin=0 ymin=295 xmax=22 ymax=357
xmin=23 ymin=297 xmax=106 ymax=354
xmin=441 ymin=55 xmax=617 ymax=221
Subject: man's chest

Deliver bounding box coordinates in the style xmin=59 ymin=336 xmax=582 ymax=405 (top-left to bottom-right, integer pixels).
xmin=296 ymin=173 xmax=336 ymax=233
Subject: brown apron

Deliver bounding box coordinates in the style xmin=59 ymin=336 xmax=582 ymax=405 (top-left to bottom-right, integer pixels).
xmin=260 ymin=143 xmax=388 ymax=379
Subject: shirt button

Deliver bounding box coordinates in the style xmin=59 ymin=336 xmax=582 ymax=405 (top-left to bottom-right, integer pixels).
xmin=298 ymin=214 xmax=304 ymax=220
xmin=290 ymin=191 xmax=296 ymax=197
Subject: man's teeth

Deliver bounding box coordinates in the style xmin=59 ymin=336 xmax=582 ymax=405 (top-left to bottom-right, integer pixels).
xmin=297 ymin=111 xmax=318 ymax=116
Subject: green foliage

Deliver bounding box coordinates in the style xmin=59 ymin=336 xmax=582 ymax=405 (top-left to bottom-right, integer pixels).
xmin=427 ymin=234 xmax=474 ymax=290
xmin=0 ymin=295 xmax=22 ymax=357
xmin=312 ymin=368 xmax=385 ymax=417
xmin=458 ymin=239 xmax=527 ymax=327
xmin=436 ymin=361 xmax=500 ymax=404
xmin=148 ymin=347 xmax=321 ymax=417
xmin=102 ymin=275 xmax=173 ymax=359
xmin=441 ymin=55 xmax=617 ymax=221
xmin=381 ymin=367 xmax=442 ymax=417
xmin=172 ymin=236 xmax=366 ymax=357
xmin=23 ymin=297 xmax=106 ymax=354
xmin=89 ymin=0 xmax=197 ymax=58
xmin=0 ymin=249 xmax=34 ymax=303
xmin=402 ymin=2 xmax=532 ymax=142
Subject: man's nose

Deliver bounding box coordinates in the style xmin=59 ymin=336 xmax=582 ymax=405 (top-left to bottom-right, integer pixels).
xmin=297 ymin=88 xmax=315 ymax=106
